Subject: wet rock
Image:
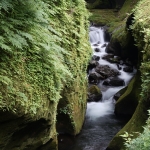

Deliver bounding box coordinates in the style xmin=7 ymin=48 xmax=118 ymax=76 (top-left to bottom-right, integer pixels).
xmin=113 ymin=92 xmax=121 ymax=101
xmin=105 ymin=42 xmax=122 ymax=56
xmin=113 ymin=86 xmax=127 ymax=101
xmin=87 ymin=85 xmax=102 ymax=102
xmin=94 ymin=48 xmax=101 ymax=52
xmin=116 ymin=64 xmax=122 ymax=70
xmin=105 ymin=43 xmax=115 ymax=54
xmin=92 ymin=55 xmax=100 ymax=61
xmin=103 ymin=77 xmax=125 ymax=86
xmin=93 ymin=44 xmax=99 ymax=46
xmin=124 ymin=59 xmax=133 ymax=66
xmin=87 ymin=60 xmax=99 ymax=71
xmin=93 ymin=41 xmax=101 ymax=46
xmin=102 ymin=54 xmax=120 ymax=64
xmin=123 ymin=66 xmax=133 ymax=72
xmin=102 ymin=54 xmax=114 ymax=61
xmin=95 ymin=65 xmax=120 ymax=79
xmin=108 ymin=58 xmax=120 ymax=64
xmin=101 ymin=43 xmax=107 ymax=48
xmin=88 ymin=72 xmax=104 ymax=84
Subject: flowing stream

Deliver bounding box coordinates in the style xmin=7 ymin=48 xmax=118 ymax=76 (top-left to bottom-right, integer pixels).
xmin=58 ymin=26 xmax=136 ymax=150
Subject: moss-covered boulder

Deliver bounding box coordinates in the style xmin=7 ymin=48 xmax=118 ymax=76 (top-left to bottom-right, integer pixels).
xmin=87 ymin=85 xmax=102 ymax=102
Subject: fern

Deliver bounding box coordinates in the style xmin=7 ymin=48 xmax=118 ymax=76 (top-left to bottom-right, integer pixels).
xmin=0 ymin=75 xmax=12 ymax=85
xmin=0 ymin=0 xmax=91 ymax=117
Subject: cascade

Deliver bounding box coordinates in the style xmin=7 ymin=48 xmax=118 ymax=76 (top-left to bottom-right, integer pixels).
xmin=58 ymin=26 xmax=136 ymax=150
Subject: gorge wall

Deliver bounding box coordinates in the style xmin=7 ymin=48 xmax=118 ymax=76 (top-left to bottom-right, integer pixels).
xmin=0 ymin=0 xmax=91 ymax=149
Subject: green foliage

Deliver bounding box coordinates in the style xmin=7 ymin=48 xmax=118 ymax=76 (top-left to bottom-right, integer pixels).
xmin=89 ymin=0 xmax=139 ymax=33
xmin=130 ymin=0 xmax=150 ymax=101
xmin=121 ymin=111 xmax=150 ymax=150
xmin=116 ymin=1 xmax=150 ymax=149
xmin=0 ymin=0 xmax=91 ymax=116
xmin=120 ymin=131 xmax=134 ymax=145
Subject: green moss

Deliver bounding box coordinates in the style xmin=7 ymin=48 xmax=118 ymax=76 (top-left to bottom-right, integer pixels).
xmin=89 ymin=9 xmax=119 ymax=27
xmin=89 ymin=0 xmax=139 ymax=32
xmin=57 ymin=77 xmax=88 ymax=135
xmin=115 ymin=72 xmax=141 ymax=116
xmin=88 ymin=85 xmax=101 ymax=94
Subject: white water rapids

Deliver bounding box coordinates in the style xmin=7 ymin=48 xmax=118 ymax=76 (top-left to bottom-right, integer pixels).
xmin=87 ymin=26 xmax=136 ymax=121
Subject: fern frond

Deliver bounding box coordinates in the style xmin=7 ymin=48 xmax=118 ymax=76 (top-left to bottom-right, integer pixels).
xmin=0 ymin=75 xmax=12 ymax=85
xmin=0 ymin=43 xmax=11 ymax=51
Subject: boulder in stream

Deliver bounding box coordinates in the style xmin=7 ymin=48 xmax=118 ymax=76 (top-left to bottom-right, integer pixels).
xmin=92 ymin=55 xmax=100 ymax=61
xmin=103 ymin=77 xmax=125 ymax=86
xmin=88 ymin=72 xmax=104 ymax=84
xmin=102 ymin=54 xmax=114 ymax=61
xmin=87 ymin=85 xmax=102 ymax=102
xmin=93 ymin=41 xmax=101 ymax=46
xmin=123 ymin=66 xmax=133 ymax=73
xmin=95 ymin=65 xmax=120 ymax=79
xmin=87 ymin=60 xmax=99 ymax=71
xmin=94 ymin=47 xmax=101 ymax=52
xmin=101 ymin=43 xmax=107 ymax=48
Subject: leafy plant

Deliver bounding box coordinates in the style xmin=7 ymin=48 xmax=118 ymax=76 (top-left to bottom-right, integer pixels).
xmin=0 ymin=0 xmax=91 ymax=119
xmin=121 ymin=110 xmax=150 ymax=150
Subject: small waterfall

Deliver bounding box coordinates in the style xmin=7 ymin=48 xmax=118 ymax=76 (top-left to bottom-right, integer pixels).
xmin=89 ymin=27 xmax=105 ymax=44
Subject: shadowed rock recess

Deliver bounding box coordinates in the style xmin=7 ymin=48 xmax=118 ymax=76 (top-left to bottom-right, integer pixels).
xmin=0 ymin=0 xmax=91 ymax=149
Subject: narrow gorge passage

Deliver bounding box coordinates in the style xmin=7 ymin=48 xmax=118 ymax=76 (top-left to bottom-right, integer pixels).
xmin=59 ymin=26 xmax=136 ymax=150
xmin=72 ymin=26 xmax=136 ymax=150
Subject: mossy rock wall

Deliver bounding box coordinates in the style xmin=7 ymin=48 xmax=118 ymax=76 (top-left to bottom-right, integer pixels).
xmin=107 ymin=0 xmax=150 ymax=149
xmin=57 ymin=80 xmax=87 ymax=135
xmin=114 ymin=72 xmax=140 ymax=117
xmin=0 ymin=0 xmax=91 ymax=149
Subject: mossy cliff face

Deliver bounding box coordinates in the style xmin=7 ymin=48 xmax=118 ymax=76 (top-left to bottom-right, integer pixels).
xmin=106 ymin=0 xmax=150 ymax=149
xmin=0 ymin=0 xmax=91 ymax=149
